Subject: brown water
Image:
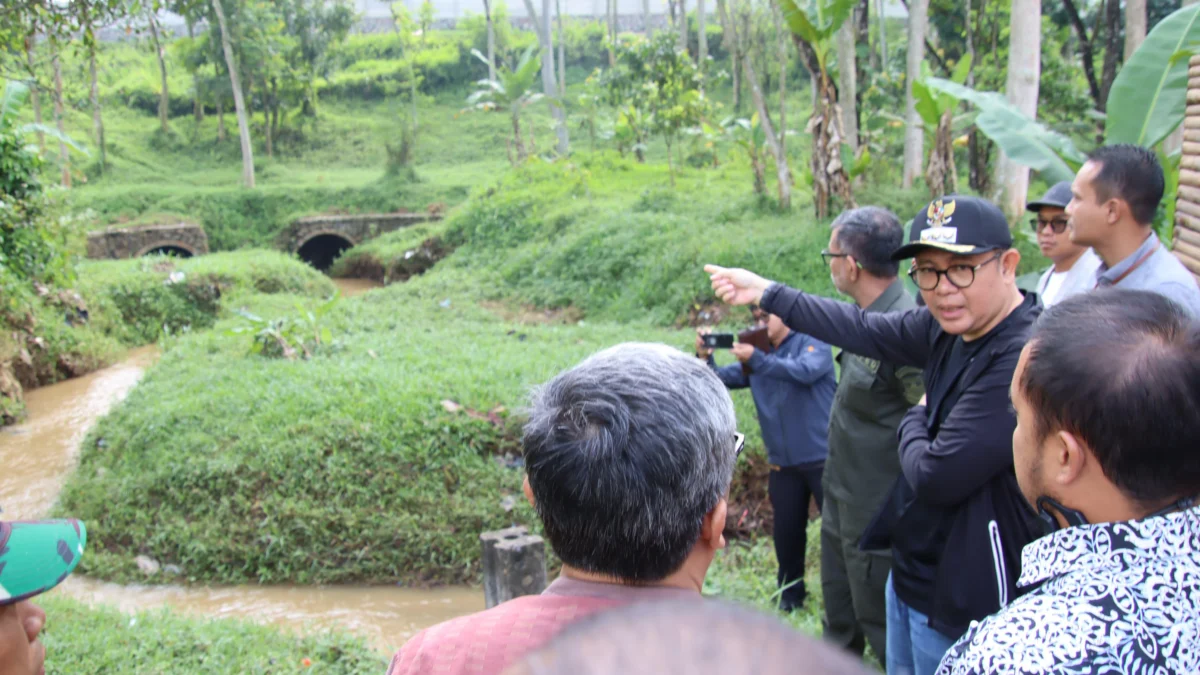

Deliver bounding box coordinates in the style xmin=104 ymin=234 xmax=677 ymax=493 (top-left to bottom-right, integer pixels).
xmin=333 ymin=277 xmax=384 ymax=297
xmin=0 ymin=345 xmax=482 ymax=653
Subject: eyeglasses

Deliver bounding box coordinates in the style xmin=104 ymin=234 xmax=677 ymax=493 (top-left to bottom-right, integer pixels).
xmin=820 ymin=250 xmax=850 ymax=265
xmin=1030 ymin=217 xmax=1070 ymax=234
xmin=908 ymin=252 xmax=1002 ymax=291
xmin=733 ymin=432 xmax=745 ymax=459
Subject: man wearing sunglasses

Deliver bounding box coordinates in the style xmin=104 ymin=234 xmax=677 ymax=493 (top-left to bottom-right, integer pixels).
xmin=704 ymin=195 xmax=1041 ymax=675
xmin=1026 ymin=182 xmax=1100 ymax=307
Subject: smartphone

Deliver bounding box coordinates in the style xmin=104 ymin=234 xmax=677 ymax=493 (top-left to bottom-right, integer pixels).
xmin=701 ymin=333 xmax=735 ymax=349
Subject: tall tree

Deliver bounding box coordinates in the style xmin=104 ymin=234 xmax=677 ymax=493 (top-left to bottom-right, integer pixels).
xmin=998 ymin=0 xmax=1040 ymax=218
xmin=698 ymin=0 xmax=708 ymax=74
xmin=24 ymin=31 xmax=45 ymax=155
xmin=83 ymin=5 xmax=106 ymax=171
xmin=716 ymin=0 xmax=791 ymax=207
xmin=902 ymin=0 xmax=927 ymax=188
xmin=483 ymin=0 xmax=497 ymax=81
xmin=607 ymin=0 xmax=617 ymax=66
xmin=211 ymin=0 xmax=255 ymax=188
xmin=50 ymin=37 xmax=69 ymax=187
xmin=679 ymin=0 xmax=689 ymax=57
xmin=556 ymin=0 xmax=566 ymax=93
xmin=145 ymin=4 xmax=171 ymax=133
xmin=876 ymin=0 xmax=887 ymax=70
xmin=521 ymin=0 xmax=569 ymax=154
xmin=1125 ymin=0 xmax=1147 ymax=60
xmin=644 ymin=0 xmax=652 ymax=35
xmin=835 ymin=9 xmax=857 ymax=152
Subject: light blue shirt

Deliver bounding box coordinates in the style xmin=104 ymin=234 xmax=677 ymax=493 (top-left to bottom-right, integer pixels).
xmin=1095 ymin=231 xmax=1200 ymax=318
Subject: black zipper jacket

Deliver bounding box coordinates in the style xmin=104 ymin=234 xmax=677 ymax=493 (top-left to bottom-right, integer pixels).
xmin=760 ymin=283 xmax=1042 ymax=639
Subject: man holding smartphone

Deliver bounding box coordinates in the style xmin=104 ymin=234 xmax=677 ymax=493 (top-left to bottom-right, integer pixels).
xmin=696 ymin=309 xmax=837 ymax=612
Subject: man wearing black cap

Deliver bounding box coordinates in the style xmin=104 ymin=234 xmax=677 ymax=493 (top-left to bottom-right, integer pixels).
xmin=705 ymin=195 xmax=1041 ymax=675
xmin=1026 ymin=181 xmax=1100 ymax=307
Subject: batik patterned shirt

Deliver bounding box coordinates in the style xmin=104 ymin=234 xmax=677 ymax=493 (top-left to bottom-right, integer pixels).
xmin=936 ymin=505 xmax=1200 ymax=675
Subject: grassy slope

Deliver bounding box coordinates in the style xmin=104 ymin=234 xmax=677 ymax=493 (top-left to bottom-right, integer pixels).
xmin=39 ymin=595 xmax=384 ymax=674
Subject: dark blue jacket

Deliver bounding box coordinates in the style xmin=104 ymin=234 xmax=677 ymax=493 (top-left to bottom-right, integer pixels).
xmin=706 ymin=331 xmax=836 ymax=467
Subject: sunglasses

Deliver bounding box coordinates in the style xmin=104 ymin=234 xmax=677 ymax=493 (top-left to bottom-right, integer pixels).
xmin=1030 ymin=216 xmax=1070 ymax=234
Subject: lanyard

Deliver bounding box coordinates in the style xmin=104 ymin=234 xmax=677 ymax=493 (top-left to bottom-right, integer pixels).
xmin=1095 ymin=239 xmax=1159 ymax=289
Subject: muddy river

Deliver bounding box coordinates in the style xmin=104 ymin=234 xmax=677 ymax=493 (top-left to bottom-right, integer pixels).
xmin=0 ymin=277 xmax=481 ymax=654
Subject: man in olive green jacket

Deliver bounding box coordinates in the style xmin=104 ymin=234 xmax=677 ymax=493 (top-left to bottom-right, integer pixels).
xmin=820 ymin=207 xmax=925 ymax=664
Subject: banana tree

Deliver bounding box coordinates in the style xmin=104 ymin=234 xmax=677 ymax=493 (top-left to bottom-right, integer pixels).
xmin=467 ymin=45 xmax=547 ymax=164
xmin=778 ymin=0 xmax=857 ymax=218
xmin=720 ymin=113 xmax=770 ymax=196
xmin=1 ymin=80 xmax=87 ymax=155
xmin=926 ymin=3 xmax=1200 ymax=239
xmin=911 ymin=55 xmax=972 ymax=198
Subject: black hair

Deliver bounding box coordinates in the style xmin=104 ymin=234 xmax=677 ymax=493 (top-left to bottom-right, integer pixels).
xmin=1021 ymin=289 xmax=1200 ymax=504
xmin=831 ymin=206 xmax=904 ymax=278
xmin=1085 ymin=144 xmax=1164 ymax=225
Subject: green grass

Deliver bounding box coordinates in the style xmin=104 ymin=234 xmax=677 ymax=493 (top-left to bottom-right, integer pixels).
xmin=38 ymin=595 xmax=384 ymax=674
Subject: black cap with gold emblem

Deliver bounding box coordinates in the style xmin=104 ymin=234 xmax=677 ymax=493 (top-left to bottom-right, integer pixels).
xmin=890 ymin=195 xmax=1013 ymax=261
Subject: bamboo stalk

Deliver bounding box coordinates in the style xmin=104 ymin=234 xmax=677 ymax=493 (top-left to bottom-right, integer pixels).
xmin=1174 ymin=210 xmax=1200 ymax=233
xmin=1175 ymin=222 xmax=1200 ymax=247
xmin=1177 ymin=184 xmax=1200 ymax=204
xmin=1171 ymin=239 xmax=1200 ymax=274
xmin=1174 ymin=197 xmax=1200 ymax=220
xmin=1179 ymin=167 xmax=1200 ymax=186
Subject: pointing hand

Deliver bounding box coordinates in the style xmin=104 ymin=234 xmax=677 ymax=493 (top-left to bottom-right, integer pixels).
xmin=704 ymin=264 xmax=773 ymax=307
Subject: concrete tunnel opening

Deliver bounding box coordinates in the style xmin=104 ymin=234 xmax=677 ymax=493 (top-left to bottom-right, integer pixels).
xmin=297 ymin=234 xmax=353 ymax=272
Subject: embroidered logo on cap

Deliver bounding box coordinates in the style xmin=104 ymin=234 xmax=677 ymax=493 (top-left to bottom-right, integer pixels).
xmin=920 ymin=199 xmax=958 ymax=244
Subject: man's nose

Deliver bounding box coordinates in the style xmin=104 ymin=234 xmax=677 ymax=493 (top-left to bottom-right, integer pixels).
xmin=934 ymin=273 xmax=958 ymax=295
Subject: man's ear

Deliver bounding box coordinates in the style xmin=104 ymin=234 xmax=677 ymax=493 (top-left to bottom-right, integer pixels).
xmin=523 ymin=474 xmax=536 ymax=508
xmin=1055 ymin=430 xmax=1088 ymax=487
xmin=846 ymin=255 xmax=861 ymax=282
xmin=1106 ymin=198 xmax=1124 ymax=225
xmin=1001 ymin=248 xmax=1022 ymax=279
xmin=703 ymin=498 xmax=728 ymax=551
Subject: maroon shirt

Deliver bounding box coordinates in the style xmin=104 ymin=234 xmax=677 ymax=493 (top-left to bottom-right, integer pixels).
xmin=385 ymin=576 xmax=698 ymax=675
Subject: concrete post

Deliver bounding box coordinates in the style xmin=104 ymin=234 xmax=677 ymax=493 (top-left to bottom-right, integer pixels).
xmin=480 ymin=526 xmax=547 ymax=608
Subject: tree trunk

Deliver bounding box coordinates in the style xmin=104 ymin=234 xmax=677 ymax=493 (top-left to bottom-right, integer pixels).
xmin=1124 ymin=0 xmax=1146 ymax=61
xmin=51 ymin=42 xmax=70 ymax=187
xmin=218 ymin=96 xmax=227 ymax=142
xmin=88 ymin=34 xmax=106 ymax=173
xmin=770 ymin=0 xmax=786 ymax=162
xmin=26 ymin=34 xmax=45 ymax=155
xmin=607 ymin=0 xmax=617 ymax=66
xmin=212 ymin=0 xmax=256 ymax=188
xmin=698 ymin=0 xmax=708 ymax=73
xmin=484 ymin=0 xmax=497 ymax=81
xmin=716 ymin=0 xmax=789 ymax=207
xmin=731 ymin=44 xmax=741 ymax=111
xmin=264 ymin=76 xmax=274 ymax=159
xmin=998 ymin=0 xmax=1041 ymax=219
xmin=1100 ymin=0 xmax=1120 ymax=110
xmin=925 ymin=110 xmax=957 ymax=198
xmin=808 ymin=69 xmax=856 ymax=218
xmin=901 ymin=0 xmax=927 ymax=189
xmin=188 ymin=20 xmax=204 ymax=123
xmin=876 ymin=0 xmax=887 ymax=71
xmin=270 ymin=78 xmax=280 ymax=143
xmin=557 ymin=0 xmax=566 ymax=93
xmin=525 ymin=0 xmax=569 ymax=155
xmin=147 ymin=8 xmax=170 ymax=134
xmin=679 ymin=0 xmax=688 ymax=56
xmin=512 ymin=110 xmax=526 ymax=162
xmin=836 ymin=10 xmax=858 ymax=152
xmin=644 ymin=0 xmax=652 ymax=35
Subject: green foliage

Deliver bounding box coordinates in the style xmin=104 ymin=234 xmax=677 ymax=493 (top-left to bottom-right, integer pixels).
xmin=777 ymin=0 xmax=855 ymax=68
xmin=229 ymin=294 xmax=340 ymax=360
xmin=39 ymin=595 xmax=384 ymax=674
xmin=911 ymin=56 xmax=971 ymax=135
xmin=1105 ymin=4 xmax=1200 ymax=148
xmin=74 ymin=250 xmax=335 ymax=345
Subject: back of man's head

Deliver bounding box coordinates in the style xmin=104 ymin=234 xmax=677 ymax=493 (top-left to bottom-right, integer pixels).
xmin=522 ymin=343 xmax=737 ymax=582
xmin=505 ymin=599 xmax=874 ymax=675
xmin=1022 ymin=289 xmax=1200 ymax=505
xmin=831 ymin=206 xmax=904 ymax=279
xmin=1085 ymin=144 xmax=1164 ymax=226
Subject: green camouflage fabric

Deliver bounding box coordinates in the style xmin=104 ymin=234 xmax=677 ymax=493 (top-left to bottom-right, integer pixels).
xmin=0 ymin=519 xmax=86 ymax=605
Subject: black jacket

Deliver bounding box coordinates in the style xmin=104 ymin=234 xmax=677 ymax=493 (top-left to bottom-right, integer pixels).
xmin=760 ymin=284 xmax=1042 ymax=639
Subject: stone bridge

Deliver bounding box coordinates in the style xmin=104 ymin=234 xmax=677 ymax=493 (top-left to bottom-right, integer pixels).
xmin=85 ymin=211 xmax=443 ymax=271
xmin=86 ymin=223 xmax=209 ymax=260
xmin=277 ymin=212 xmax=442 ymax=271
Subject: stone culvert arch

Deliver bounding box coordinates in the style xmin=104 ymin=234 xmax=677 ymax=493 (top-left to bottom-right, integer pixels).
xmin=87 ymin=223 xmax=209 ymax=261
xmin=294 ymin=230 xmax=358 ymax=271
xmin=133 ymin=240 xmax=200 ymax=258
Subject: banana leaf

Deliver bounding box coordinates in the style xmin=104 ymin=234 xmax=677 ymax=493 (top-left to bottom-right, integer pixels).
xmin=1105 ymin=4 xmax=1200 ymax=148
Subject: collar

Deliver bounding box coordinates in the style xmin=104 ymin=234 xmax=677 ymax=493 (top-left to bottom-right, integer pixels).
xmin=1098 ymin=231 xmax=1159 ymax=281
xmin=865 ymin=279 xmax=906 ymax=313
xmin=1017 ymin=504 xmax=1200 ymax=588
xmin=542 ymin=575 xmax=698 ymax=601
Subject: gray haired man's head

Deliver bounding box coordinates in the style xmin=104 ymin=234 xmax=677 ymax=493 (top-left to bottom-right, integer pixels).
xmin=522 ymin=342 xmax=737 ymax=582
xmin=831 ymin=206 xmax=904 ymax=278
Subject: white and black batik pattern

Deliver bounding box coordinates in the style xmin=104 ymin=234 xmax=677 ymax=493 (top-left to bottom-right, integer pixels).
xmin=936 ymin=507 xmax=1200 ymax=675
